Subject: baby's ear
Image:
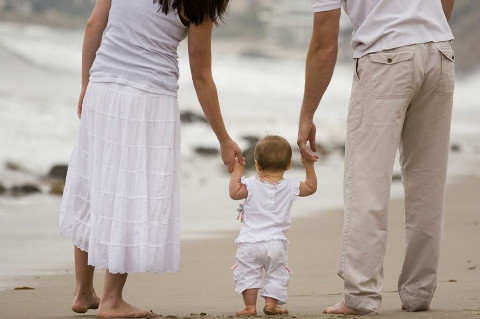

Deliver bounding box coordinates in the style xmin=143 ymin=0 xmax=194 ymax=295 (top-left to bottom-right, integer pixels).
xmin=255 ymin=160 xmax=261 ymax=171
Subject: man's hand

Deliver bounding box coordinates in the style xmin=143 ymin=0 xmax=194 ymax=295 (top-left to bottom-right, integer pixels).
xmin=300 ymin=153 xmax=315 ymax=167
xmin=298 ymin=120 xmax=319 ymax=162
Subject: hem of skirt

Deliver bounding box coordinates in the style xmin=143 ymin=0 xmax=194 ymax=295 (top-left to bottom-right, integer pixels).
xmin=74 ymin=242 xmax=88 ymax=253
xmin=91 ymin=267 xmax=179 ymax=275
xmin=62 ymin=232 xmax=180 ymax=275
xmin=60 ymin=229 xmax=90 ymax=254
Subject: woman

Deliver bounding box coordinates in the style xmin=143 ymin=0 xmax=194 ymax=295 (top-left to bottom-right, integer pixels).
xmin=59 ymin=0 xmax=244 ymax=317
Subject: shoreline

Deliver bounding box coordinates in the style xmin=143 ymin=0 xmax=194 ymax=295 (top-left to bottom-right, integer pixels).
xmin=0 ymin=175 xmax=479 ymax=318
xmin=0 ymin=154 xmax=478 ymax=288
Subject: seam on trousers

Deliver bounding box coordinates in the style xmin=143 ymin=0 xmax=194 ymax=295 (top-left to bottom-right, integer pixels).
xmin=339 ymin=82 xmax=360 ymax=274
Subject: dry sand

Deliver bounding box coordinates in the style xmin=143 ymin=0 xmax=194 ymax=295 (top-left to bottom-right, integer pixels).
xmin=0 ymin=176 xmax=479 ymax=319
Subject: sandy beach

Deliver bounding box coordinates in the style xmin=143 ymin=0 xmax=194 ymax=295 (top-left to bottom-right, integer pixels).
xmin=1 ymin=173 xmax=479 ymax=319
xmin=1 ymin=23 xmax=479 ymax=318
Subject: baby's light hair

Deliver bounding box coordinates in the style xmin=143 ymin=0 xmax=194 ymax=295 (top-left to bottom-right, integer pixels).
xmin=254 ymin=135 xmax=292 ymax=171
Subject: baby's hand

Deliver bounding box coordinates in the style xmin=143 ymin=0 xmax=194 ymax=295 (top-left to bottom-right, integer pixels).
xmin=301 ymin=155 xmax=315 ymax=167
xmin=233 ymin=157 xmax=245 ymax=172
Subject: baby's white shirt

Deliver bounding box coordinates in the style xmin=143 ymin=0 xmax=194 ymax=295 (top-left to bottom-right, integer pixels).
xmin=235 ymin=176 xmax=300 ymax=243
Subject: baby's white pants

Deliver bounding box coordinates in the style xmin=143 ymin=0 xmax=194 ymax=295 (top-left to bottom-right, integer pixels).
xmin=233 ymin=240 xmax=289 ymax=305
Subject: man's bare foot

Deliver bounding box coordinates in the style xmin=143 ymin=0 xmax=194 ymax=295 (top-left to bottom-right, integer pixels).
xmin=235 ymin=306 xmax=257 ymax=316
xmin=263 ymin=305 xmax=288 ymax=315
xmin=323 ymin=300 xmax=358 ymax=315
xmin=97 ymin=299 xmax=157 ymax=318
xmin=72 ymin=291 xmax=100 ymax=313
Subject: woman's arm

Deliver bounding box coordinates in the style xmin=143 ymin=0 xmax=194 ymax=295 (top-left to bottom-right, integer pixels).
xmin=78 ymin=0 xmax=111 ymax=118
xmin=188 ymin=20 xmax=245 ymax=172
xmin=229 ymin=159 xmax=248 ymax=200
xmin=299 ymin=157 xmax=317 ymax=197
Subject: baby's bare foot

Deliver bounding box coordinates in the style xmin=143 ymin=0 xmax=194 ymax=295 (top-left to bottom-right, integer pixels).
xmin=263 ymin=305 xmax=288 ymax=315
xmin=323 ymin=300 xmax=358 ymax=315
xmin=235 ymin=307 xmax=257 ymax=316
xmin=71 ymin=291 xmax=100 ymax=313
xmin=97 ymin=300 xmax=156 ymax=318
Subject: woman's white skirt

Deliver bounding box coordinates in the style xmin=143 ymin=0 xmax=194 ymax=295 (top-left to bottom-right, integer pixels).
xmin=60 ymin=82 xmax=180 ymax=274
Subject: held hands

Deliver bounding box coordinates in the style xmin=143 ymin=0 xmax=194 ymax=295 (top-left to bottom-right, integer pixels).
xmin=233 ymin=156 xmax=245 ymax=173
xmin=220 ymin=139 xmax=245 ymax=173
xmin=297 ymin=120 xmax=320 ymax=162
xmin=300 ymin=154 xmax=315 ymax=167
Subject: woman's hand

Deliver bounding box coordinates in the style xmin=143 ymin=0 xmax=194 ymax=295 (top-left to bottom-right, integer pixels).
xmin=220 ymin=139 xmax=245 ymax=173
xmin=77 ymin=87 xmax=87 ymax=119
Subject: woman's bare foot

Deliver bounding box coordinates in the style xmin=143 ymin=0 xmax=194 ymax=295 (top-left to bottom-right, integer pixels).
xmin=72 ymin=291 xmax=100 ymax=313
xmin=263 ymin=305 xmax=288 ymax=315
xmin=323 ymin=300 xmax=358 ymax=315
xmin=235 ymin=306 xmax=257 ymax=316
xmin=97 ymin=299 xmax=157 ymax=318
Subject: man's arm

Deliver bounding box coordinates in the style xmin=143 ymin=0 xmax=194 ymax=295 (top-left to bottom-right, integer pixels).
xmin=441 ymin=0 xmax=455 ymax=21
xmin=298 ymin=9 xmax=341 ymax=161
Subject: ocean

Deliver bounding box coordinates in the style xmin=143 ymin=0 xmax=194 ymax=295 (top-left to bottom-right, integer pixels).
xmin=0 ymin=22 xmax=479 ymax=283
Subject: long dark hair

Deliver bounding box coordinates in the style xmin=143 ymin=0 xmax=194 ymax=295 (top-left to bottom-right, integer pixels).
xmin=154 ymin=0 xmax=230 ymax=26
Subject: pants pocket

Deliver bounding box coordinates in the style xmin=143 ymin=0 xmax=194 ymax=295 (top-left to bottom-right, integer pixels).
xmin=369 ymin=51 xmax=414 ymax=99
xmin=236 ymin=243 xmax=257 ymax=259
xmin=267 ymin=240 xmax=287 ymax=264
xmin=435 ymin=47 xmax=455 ymax=95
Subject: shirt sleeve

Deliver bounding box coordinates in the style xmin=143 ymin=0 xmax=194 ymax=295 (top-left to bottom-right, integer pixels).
xmin=240 ymin=176 xmax=247 ymax=185
xmin=241 ymin=176 xmax=251 ymax=201
xmin=311 ymin=0 xmax=342 ymax=12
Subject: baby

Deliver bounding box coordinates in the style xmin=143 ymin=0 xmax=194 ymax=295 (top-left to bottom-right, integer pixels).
xmin=229 ymin=135 xmax=317 ymax=316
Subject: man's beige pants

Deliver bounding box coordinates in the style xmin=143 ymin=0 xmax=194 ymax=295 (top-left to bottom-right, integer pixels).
xmin=339 ymin=41 xmax=455 ymax=314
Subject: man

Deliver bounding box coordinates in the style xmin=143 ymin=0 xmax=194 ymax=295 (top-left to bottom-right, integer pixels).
xmin=297 ymin=0 xmax=455 ymax=315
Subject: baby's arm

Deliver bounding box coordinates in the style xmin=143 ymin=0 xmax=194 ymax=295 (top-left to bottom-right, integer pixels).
xmin=299 ymin=156 xmax=317 ymax=197
xmin=229 ymin=158 xmax=248 ymax=200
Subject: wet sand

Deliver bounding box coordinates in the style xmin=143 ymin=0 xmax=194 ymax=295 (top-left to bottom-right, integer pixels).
xmin=0 ymin=175 xmax=479 ymax=319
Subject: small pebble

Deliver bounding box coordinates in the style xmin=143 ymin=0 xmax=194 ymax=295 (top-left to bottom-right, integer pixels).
xmin=14 ymin=286 xmax=35 ymax=290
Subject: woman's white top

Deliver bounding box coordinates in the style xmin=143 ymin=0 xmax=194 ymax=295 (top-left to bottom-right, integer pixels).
xmin=235 ymin=176 xmax=300 ymax=244
xmin=89 ymin=0 xmax=188 ymax=96
xmin=311 ymin=0 xmax=454 ymax=58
